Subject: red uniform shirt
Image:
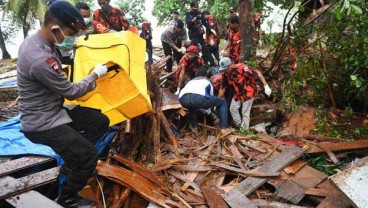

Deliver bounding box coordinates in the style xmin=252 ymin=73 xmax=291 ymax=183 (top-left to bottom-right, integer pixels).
xmin=93 ymin=8 xmax=129 ymax=31
xmin=228 ymin=28 xmax=241 ymax=63
xmin=175 ymin=54 xmax=204 ymax=85
xmin=223 ymin=63 xmax=258 ymax=102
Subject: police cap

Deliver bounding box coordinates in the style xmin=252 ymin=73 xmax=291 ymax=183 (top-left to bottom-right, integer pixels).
xmin=48 ymin=1 xmax=87 ymax=31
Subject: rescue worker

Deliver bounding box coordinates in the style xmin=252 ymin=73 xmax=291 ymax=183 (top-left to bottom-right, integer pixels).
xmin=185 ymin=1 xmax=215 ymax=66
xmin=202 ymin=10 xmax=220 ymax=63
xmin=175 ymin=45 xmax=204 ymax=95
xmin=140 ymin=22 xmax=153 ymax=64
xmin=169 ymin=9 xmax=180 ymax=26
xmin=221 ymin=58 xmax=272 ymax=129
xmin=17 ymin=1 xmax=110 ymax=207
xmin=178 ymin=70 xmax=229 ymax=134
xmin=161 ymin=19 xmax=188 ymax=72
xmin=93 ymin=0 xmax=130 ymax=31
xmin=223 ymin=16 xmax=241 ymax=63
xmin=75 ymin=2 xmax=113 ymax=36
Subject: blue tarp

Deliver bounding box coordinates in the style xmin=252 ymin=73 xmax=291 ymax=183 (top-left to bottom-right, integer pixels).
xmin=0 ymin=115 xmax=117 ymax=165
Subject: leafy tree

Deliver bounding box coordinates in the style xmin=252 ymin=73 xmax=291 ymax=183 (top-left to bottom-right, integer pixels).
xmin=4 ymin=0 xmax=46 ymax=38
xmin=116 ymin=0 xmax=147 ymax=28
xmin=0 ymin=0 xmax=11 ymax=59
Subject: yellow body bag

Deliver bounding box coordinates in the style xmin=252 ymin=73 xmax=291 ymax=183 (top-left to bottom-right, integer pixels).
xmin=65 ymin=31 xmax=152 ymax=126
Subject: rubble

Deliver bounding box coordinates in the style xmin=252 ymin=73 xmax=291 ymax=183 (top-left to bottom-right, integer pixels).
xmin=1 ymin=49 xmax=368 ymax=208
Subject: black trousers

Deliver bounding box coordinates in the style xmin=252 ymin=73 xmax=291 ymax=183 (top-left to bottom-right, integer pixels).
xmin=23 ymin=106 xmax=109 ymax=194
xmin=190 ymin=36 xmax=215 ymax=66
xmin=162 ymin=41 xmax=174 ymax=72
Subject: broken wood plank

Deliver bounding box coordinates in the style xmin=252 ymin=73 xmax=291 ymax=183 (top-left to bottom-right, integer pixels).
xmin=283 ymin=165 xmax=327 ymax=189
xmin=305 ymin=187 xmax=332 ymax=197
xmin=316 ymin=180 xmax=352 ymax=208
xmin=317 ymin=196 xmax=352 ymax=208
xmin=239 ymin=141 xmax=267 ymax=153
xmin=110 ymin=188 xmax=131 ymax=208
xmin=306 ymin=139 xmax=368 ymax=154
xmin=283 ymin=160 xmax=306 ymax=175
xmin=276 ymin=106 xmax=316 ymax=140
xmin=224 ymin=145 xmax=307 ymax=201
xmin=0 ymin=156 xmax=54 ymax=177
xmin=227 ymin=142 xmax=247 ymax=171
xmin=222 ymin=188 xmax=257 ymax=208
xmin=200 ymin=185 xmax=228 ymax=208
xmin=210 ymin=162 xmax=280 ymax=177
xmin=6 ymin=190 xmax=62 ymax=208
xmin=276 ymin=180 xmax=305 ymax=204
xmin=330 ymin=162 xmax=368 ymax=208
xmin=159 ymin=110 xmax=179 ymax=156
xmin=96 ymin=161 xmax=172 ymax=208
xmin=167 ymin=170 xmax=201 ymax=192
xmin=252 ymin=199 xmax=311 ymax=208
xmin=180 ymin=136 xmax=218 ymax=191
xmin=0 ymin=167 xmax=59 ymax=200
xmin=111 ymin=155 xmax=168 ymax=191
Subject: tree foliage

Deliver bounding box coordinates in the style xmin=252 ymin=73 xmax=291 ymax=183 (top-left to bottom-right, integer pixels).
xmin=4 ymin=0 xmax=47 ymax=38
xmin=276 ymin=0 xmax=368 ymax=112
xmin=117 ymin=0 xmax=147 ymax=28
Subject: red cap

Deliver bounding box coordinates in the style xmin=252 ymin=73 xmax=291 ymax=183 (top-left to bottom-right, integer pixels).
xmin=142 ymin=22 xmax=149 ymax=28
xmin=187 ymin=45 xmax=198 ymax=53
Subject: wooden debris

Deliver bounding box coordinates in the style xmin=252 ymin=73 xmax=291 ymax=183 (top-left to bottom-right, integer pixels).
xmin=283 ymin=160 xmax=306 ymax=174
xmin=210 ymin=162 xmax=280 ymax=177
xmin=159 ymin=110 xmax=179 ymax=156
xmin=306 ymin=139 xmax=368 ymax=154
xmin=276 ymin=180 xmax=305 ymax=204
xmin=282 ymin=165 xmax=327 ymax=189
xmin=0 ymin=156 xmax=54 ymax=177
xmin=6 ymin=190 xmax=62 ymax=208
xmin=223 ymin=145 xmax=307 ymax=205
xmin=277 ymin=106 xmax=316 ymax=140
xmin=252 ymin=199 xmax=311 ymax=208
xmin=305 ymin=187 xmax=332 ymax=197
xmin=200 ymin=185 xmax=228 ymax=208
xmin=96 ymin=161 xmax=174 ymax=208
xmin=0 ymin=167 xmax=59 ymax=200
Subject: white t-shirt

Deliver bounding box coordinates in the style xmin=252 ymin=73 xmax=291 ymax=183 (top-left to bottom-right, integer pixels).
xmin=178 ymin=77 xmax=214 ymax=98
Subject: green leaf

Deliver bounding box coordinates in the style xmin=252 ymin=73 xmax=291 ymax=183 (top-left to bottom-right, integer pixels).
xmin=350 ymin=4 xmax=363 ymax=14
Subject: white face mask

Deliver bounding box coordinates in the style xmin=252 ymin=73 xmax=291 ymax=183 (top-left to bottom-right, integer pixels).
xmin=83 ymin=18 xmax=90 ymax=25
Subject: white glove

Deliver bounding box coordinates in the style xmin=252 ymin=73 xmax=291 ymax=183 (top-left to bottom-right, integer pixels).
xmin=264 ymin=85 xmax=272 ymax=97
xmin=243 ymin=66 xmax=249 ymax=72
xmin=93 ymin=64 xmax=108 ymax=78
xmin=209 ymin=39 xmax=215 ymax=46
xmin=210 ymin=29 xmax=217 ymax=36
xmin=174 ymin=87 xmax=181 ymax=95
xmin=179 ymin=47 xmax=186 ymax=54
xmin=236 ymin=40 xmax=241 ymax=44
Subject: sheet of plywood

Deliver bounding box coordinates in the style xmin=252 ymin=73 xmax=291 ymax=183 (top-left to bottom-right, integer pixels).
xmin=330 ymin=162 xmax=368 ymax=208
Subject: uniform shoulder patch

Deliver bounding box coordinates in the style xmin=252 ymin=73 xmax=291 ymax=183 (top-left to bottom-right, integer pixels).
xmin=45 ymin=58 xmax=62 ymax=74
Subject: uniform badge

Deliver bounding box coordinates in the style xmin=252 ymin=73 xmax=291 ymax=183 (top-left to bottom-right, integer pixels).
xmin=45 ymin=58 xmax=62 ymax=74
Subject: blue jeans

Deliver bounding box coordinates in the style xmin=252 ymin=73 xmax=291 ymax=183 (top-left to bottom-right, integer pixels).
xmin=180 ymin=93 xmax=228 ymax=128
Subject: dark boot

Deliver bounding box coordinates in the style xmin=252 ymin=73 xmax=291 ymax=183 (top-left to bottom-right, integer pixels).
xmin=57 ymin=193 xmax=96 ymax=208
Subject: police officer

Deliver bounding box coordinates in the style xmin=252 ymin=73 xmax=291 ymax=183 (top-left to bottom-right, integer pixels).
xmin=185 ymin=1 xmax=215 ymax=66
xmin=17 ymin=1 xmax=109 ymax=207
